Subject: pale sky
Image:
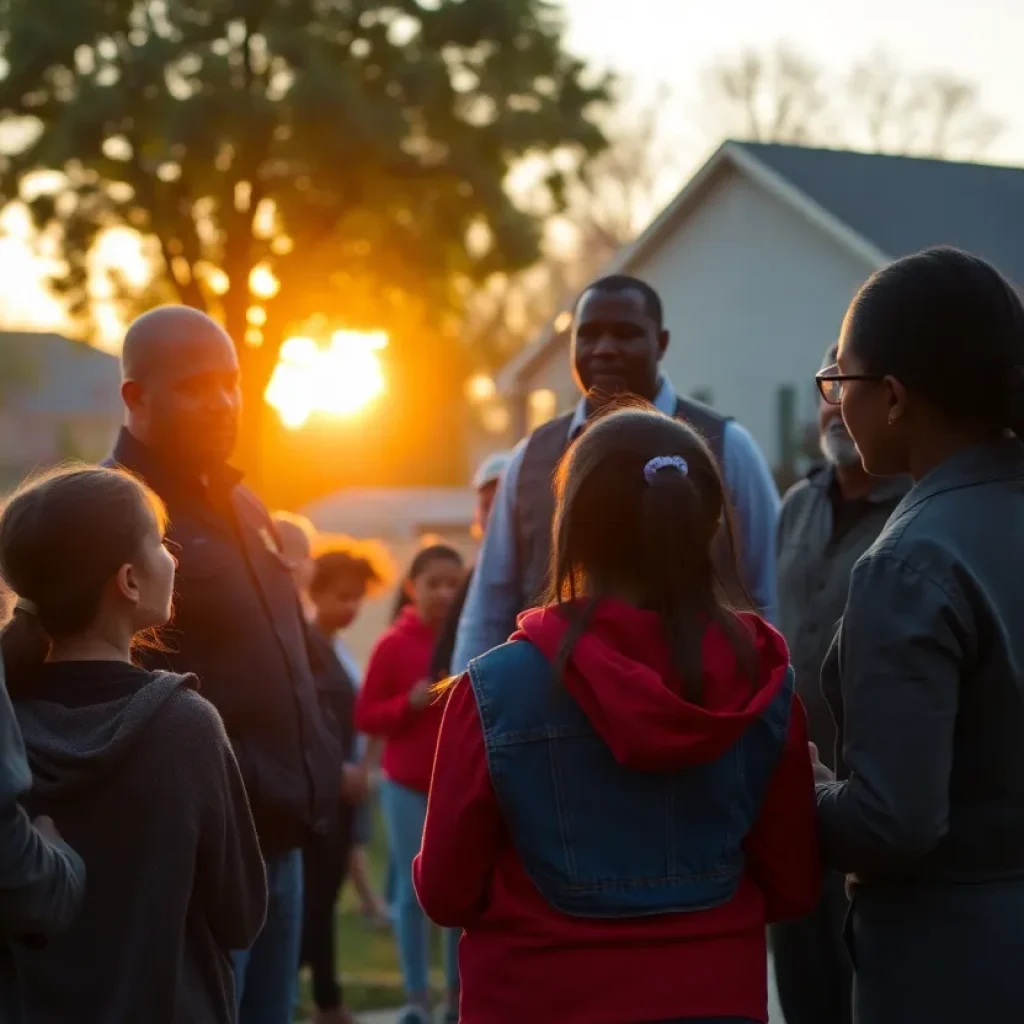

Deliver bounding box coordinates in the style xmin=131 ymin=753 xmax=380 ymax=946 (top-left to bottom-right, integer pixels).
xmin=2 ymin=0 xmax=1023 ymax=338
xmin=564 ymin=0 xmax=1024 ymax=163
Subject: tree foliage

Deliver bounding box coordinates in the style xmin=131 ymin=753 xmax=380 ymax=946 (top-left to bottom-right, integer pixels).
xmin=0 ymin=0 xmax=609 ymax=473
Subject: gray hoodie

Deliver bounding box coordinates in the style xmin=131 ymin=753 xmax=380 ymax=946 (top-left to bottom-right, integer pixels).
xmin=14 ymin=663 xmax=267 ymax=1024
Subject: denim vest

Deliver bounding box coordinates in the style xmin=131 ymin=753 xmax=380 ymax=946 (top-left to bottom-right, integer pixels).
xmin=468 ymin=639 xmax=793 ymax=918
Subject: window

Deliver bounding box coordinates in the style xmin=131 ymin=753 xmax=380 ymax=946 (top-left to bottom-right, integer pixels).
xmin=526 ymin=388 xmax=558 ymax=431
xmin=776 ymin=384 xmax=796 ymax=473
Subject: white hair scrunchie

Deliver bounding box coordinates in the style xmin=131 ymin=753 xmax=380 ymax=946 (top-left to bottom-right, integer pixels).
xmin=643 ymin=455 xmax=689 ymax=484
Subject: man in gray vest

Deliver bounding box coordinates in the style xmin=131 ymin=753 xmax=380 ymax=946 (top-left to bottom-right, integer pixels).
xmin=452 ymin=274 xmax=780 ymax=675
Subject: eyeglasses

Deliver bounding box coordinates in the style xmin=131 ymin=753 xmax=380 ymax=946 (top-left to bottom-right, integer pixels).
xmin=815 ymin=364 xmax=882 ymax=406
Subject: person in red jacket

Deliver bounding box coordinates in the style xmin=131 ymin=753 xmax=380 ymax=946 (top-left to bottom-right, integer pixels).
xmin=355 ymin=543 xmax=465 ymax=1024
xmin=414 ymin=405 xmax=820 ymax=1024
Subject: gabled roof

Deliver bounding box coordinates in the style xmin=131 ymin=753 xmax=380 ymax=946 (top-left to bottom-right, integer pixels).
xmin=0 ymin=332 xmax=121 ymax=417
xmin=743 ymin=142 xmax=1024 ymax=284
xmin=498 ymin=141 xmax=1024 ymax=393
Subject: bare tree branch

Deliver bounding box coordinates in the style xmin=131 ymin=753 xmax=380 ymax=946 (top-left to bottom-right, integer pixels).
xmin=701 ymin=44 xmax=1002 ymax=161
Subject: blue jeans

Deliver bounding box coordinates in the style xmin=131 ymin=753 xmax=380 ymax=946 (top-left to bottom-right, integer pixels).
xmin=232 ymin=848 xmax=304 ymax=1024
xmin=381 ymin=779 xmax=460 ymax=999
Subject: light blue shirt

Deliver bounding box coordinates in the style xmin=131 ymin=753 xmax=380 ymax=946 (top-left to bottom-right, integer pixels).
xmin=333 ymin=635 xmax=367 ymax=760
xmin=332 ymin=635 xmax=363 ymax=689
xmin=452 ymin=378 xmax=780 ymax=675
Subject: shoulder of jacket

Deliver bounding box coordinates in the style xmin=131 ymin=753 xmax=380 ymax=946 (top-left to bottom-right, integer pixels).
xmin=233 ymin=483 xmax=269 ymax=517
xmin=370 ymin=623 xmax=408 ymax=657
xmin=780 ymin=473 xmax=820 ymax=507
xmin=470 ymin=638 xmax=547 ymax=678
xmin=162 ymin=684 xmax=224 ymax=727
xmin=675 ymin=394 xmax=732 ymax=424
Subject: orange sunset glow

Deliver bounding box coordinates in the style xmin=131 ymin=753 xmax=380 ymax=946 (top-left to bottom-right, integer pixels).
xmin=264 ymin=330 xmax=388 ymax=429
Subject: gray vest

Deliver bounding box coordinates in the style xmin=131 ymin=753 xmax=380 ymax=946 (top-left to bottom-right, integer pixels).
xmin=515 ymin=396 xmax=732 ymax=610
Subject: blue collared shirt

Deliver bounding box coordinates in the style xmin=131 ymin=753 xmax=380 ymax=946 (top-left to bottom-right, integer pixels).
xmin=452 ymin=379 xmax=780 ymax=674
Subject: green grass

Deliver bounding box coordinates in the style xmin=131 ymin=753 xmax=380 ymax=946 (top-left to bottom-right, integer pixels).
xmin=296 ymin=802 xmax=445 ymax=1016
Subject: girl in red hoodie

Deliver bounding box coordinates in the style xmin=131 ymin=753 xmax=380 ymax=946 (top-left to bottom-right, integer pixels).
xmin=355 ymin=543 xmax=465 ymax=1024
xmin=414 ymin=407 xmax=820 ymax=1024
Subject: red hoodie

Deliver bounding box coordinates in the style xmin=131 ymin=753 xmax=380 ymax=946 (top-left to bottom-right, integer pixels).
xmin=414 ymin=601 xmax=820 ymax=1024
xmin=354 ymin=606 xmax=443 ymax=794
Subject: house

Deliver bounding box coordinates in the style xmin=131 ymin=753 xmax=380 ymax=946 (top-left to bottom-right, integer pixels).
xmin=0 ymin=332 xmax=122 ymax=489
xmin=497 ymin=142 xmax=1024 ymax=475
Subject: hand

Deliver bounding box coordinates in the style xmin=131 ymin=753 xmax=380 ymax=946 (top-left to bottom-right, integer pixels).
xmin=408 ymin=679 xmax=433 ymax=710
xmin=32 ymin=815 xmax=62 ymax=845
xmin=809 ymin=742 xmax=835 ymax=785
xmin=341 ymin=762 xmax=370 ymax=804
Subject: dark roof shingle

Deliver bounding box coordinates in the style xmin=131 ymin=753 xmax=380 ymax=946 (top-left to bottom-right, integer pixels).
xmin=737 ymin=142 xmax=1024 ymax=283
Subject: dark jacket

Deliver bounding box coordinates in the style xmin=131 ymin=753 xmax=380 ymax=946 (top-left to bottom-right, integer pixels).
xmin=307 ymin=629 xmax=357 ymax=839
xmin=0 ymin=668 xmax=84 ymax=1024
xmin=14 ymin=663 xmax=267 ymax=1024
xmin=817 ymin=439 xmax=1024 ymax=1023
xmin=109 ymin=429 xmax=342 ymax=854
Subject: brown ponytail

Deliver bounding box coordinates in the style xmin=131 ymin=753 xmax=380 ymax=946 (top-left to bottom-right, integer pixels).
xmin=0 ymin=606 xmax=51 ymax=699
xmin=546 ymin=405 xmax=756 ymax=703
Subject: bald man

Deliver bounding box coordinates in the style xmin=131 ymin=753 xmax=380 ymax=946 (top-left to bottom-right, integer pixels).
xmin=108 ymin=306 xmax=343 ymax=1024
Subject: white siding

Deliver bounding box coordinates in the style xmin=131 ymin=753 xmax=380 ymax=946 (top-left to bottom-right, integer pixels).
xmin=517 ymin=342 xmax=578 ymax=420
xmin=516 ymin=166 xmax=879 ymax=467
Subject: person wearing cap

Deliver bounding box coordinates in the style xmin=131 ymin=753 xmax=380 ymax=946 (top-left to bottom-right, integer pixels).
xmin=770 ymin=343 xmax=908 ymax=1024
xmin=429 ymin=451 xmax=512 ymax=681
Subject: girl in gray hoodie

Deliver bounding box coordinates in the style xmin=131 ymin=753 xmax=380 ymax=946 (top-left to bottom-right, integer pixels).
xmin=0 ymin=465 xmax=268 ymax=1024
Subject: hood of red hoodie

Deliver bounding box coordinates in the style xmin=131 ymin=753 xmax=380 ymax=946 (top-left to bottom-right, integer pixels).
xmin=514 ymin=600 xmax=791 ymax=772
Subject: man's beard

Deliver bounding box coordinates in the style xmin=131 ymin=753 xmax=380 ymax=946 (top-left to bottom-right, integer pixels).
xmin=820 ymin=420 xmax=861 ymax=468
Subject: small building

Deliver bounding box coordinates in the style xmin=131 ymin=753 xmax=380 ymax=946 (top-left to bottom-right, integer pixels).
xmin=304 ymin=486 xmax=476 ymax=542
xmin=497 ymin=141 xmax=1024 ymax=476
xmin=0 ymin=332 xmax=122 ymax=489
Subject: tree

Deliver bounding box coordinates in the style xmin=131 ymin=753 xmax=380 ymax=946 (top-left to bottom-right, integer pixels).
xmin=700 ymin=44 xmax=1003 ymax=160
xmin=0 ymin=0 xmax=609 ymax=478
xmin=566 ymin=83 xmax=684 ymax=263
xmin=843 ymin=52 xmax=1003 ymax=158
xmin=699 ymin=45 xmax=831 ymax=147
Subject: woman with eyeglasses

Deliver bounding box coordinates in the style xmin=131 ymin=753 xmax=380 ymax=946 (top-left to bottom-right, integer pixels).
xmin=812 ymin=246 xmax=1024 ymax=1024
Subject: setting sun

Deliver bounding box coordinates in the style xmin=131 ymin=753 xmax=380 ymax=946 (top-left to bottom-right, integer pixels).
xmin=264 ymin=330 xmax=388 ymax=429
